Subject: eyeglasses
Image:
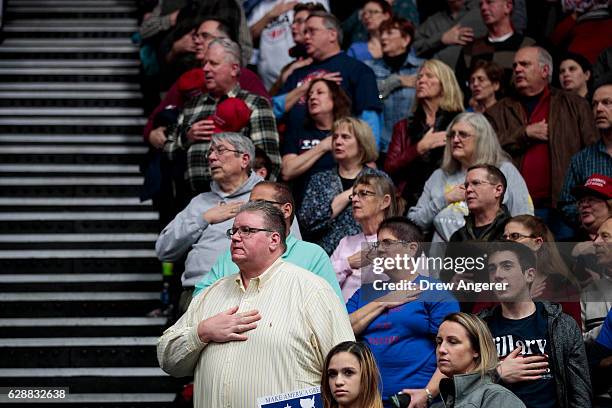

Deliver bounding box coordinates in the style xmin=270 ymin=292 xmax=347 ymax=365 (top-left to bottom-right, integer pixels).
xmin=251 ymin=199 xmax=286 ymax=206
xmin=304 ymin=26 xmax=329 ymax=36
xmin=449 ymin=130 xmax=474 ymax=140
xmin=370 ymin=239 xmax=410 ymax=250
xmin=502 ymin=232 xmax=537 ymax=241
xmin=464 ymin=179 xmax=496 ymax=189
xmin=226 ymin=226 xmax=274 ymax=239
xmin=366 ymin=239 xmax=412 ymax=261
xmin=376 ymin=239 xmax=410 ymax=248
xmin=349 ymin=190 xmax=377 ymax=200
xmin=192 ymin=31 xmax=217 ymax=41
xmin=207 ymin=147 xmax=242 ymax=157
xmin=577 ymin=196 xmax=604 ymax=206
xmin=362 ymin=9 xmax=383 ymax=16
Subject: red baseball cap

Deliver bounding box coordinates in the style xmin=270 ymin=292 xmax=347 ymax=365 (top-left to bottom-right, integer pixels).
xmin=207 ymin=97 xmax=252 ymax=133
xmin=572 ymin=174 xmax=612 ymax=200
xmin=177 ymin=68 xmax=205 ymax=98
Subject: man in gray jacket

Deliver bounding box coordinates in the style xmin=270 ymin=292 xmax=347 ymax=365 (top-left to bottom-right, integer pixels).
xmin=480 ymin=241 xmax=592 ymax=408
xmin=155 ymin=133 xmax=262 ymax=313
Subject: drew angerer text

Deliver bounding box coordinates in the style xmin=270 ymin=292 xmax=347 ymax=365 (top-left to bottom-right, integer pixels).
xmin=372 ymin=279 xmax=508 ymax=293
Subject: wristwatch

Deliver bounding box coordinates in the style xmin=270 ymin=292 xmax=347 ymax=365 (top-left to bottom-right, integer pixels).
xmin=424 ymin=388 xmax=434 ymax=405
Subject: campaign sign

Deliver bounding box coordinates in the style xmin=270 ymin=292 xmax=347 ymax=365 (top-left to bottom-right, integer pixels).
xmin=257 ymin=386 xmax=322 ymax=408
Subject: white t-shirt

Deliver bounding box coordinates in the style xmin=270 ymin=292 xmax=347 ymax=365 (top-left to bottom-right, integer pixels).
xmin=248 ymin=0 xmax=328 ymax=89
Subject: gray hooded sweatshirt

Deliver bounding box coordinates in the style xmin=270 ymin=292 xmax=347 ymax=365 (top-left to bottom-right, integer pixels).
xmin=155 ymin=172 xmax=263 ymax=287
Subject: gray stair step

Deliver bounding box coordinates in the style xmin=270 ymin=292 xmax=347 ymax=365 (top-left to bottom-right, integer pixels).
xmin=0 ymin=249 xmax=157 ymax=259
xmin=0 ymin=367 xmax=167 ymax=376
xmin=0 ymin=367 xmax=178 ymax=394
xmin=0 ymin=145 xmax=147 ymax=154
xmin=3 ymin=38 xmax=134 ymax=46
xmin=0 ymin=90 xmax=142 ymax=98
xmin=0 ymin=317 xmax=168 ymax=338
xmin=0 ymin=46 xmax=138 ymax=53
xmin=0 ymin=292 xmax=159 ymax=301
xmin=0 ymin=67 xmax=138 ymax=75
xmin=3 ymin=25 xmax=136 ymax=32
xmin=7 ymin=6 xmax=137 ymax=13
xmin=0 ymin=393 xmax=175 ymax=404
xmin=0 ymin=164 xmax=141 ymax=173
xmin=0 ymin=107 xmax=143 ymax=116
xmin=10 ymin=0 xmax=135 ymax=6
xmin=0 ymin=134 xmax=142 ymax=143
xmin=1 ymin=337 xmax=160 ymax=368
xmin=0 ymin=176 xmax=144 ymax=185
xmin=7 ymin=18 xmax=137 ymax=26
xmin=0 ymin=257 xmax=160 ymax=275
xmin=0 ymin=118 xmax=146 ymax=127
xmin=0 ymin=211 xmax=157 ymax=220
xmin=0 ymin=198 xmax=151 ymax=206
xmin=0 ymin=337 xmax=157 ymax=347
xmin=3 ymin=274 xmax=160 ymax=283
xmin=0 ymin=83 xmax=139 ymax=90
xmin=0 ymin=317 xmax=166 ymax=327
xmin=0 ymin=60 xmax=139 ymax=68
xmin=0 ymin=233 xmax=156 ymax=242
xmin=0 ymin=292 xmax=162 ymax=317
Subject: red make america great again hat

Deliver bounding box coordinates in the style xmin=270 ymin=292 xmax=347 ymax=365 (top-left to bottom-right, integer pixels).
xmin=207 ymin=97 xmax=252 ymax=133
xmin=572 ymin=174 xmax=612 ymax=200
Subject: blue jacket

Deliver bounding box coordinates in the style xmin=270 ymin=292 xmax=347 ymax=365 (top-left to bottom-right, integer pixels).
xmin=365 ymin=51 xmax=423 ymax=152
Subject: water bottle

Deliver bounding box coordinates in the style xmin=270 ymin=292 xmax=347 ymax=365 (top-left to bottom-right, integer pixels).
xmin=161 ymin=282 xmax=170 ymax=306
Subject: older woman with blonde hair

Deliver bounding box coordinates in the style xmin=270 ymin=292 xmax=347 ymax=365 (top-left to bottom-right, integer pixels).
xmin=435 ymin=313 xmax=525 ymax=408
xmin=384 ymin=59 xmax=464 ymax=209
xmin=331 ymin=173 xmax=399 ymax=301
xmin=408 ymin=112 xmax=532 ymax=243
xmin=299 ymin=117 xmax=386 ymax=254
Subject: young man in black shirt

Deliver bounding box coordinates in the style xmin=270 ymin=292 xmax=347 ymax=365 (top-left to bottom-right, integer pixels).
xmin=479 ymin=241 xmax=592 ymax=408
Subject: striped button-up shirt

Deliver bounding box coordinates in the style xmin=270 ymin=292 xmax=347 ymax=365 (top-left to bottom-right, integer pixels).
xmin=164 ymin=85 xmax=281 ymax=195
xmin=157 ymin=258 xmax=355 ymax=408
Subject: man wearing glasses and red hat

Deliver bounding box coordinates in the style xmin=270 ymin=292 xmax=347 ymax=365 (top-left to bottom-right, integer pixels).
xmin=572 ymin=175 xmax=612 ymax=345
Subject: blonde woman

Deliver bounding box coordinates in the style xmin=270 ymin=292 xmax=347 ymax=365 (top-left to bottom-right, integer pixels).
xmin=298 ymin=117 xmax=385 ymax=254
xmin=384 ymin=59 xmax=464 ymax=209
xmin=436 ymin=313 xmax=525 ymax=408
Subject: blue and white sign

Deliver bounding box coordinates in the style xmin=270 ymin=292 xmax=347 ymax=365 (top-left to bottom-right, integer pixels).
xmin=257 ymin=386 xmax=322 ymax=408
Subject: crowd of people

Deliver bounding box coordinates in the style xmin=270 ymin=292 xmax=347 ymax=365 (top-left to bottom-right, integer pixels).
xmin=134 ymin=0 xmax=612 ymax=407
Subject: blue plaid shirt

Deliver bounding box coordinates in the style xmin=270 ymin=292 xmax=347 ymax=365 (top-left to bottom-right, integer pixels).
xmin=559 ymin=140 xmax=612 ymax=225
xmin=366 ymin=51 xmax=423 ymax=153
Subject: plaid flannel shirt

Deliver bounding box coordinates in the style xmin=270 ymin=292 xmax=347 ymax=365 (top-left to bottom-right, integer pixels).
xmin=559 ymin=140 xmax=612 ymax=226
xmin=164 ymin=85 xmax=280 ymax=194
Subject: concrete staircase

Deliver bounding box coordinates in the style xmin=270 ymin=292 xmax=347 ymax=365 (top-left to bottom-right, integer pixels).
xmin=0 ymin=0 xmax=181 ymax=406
